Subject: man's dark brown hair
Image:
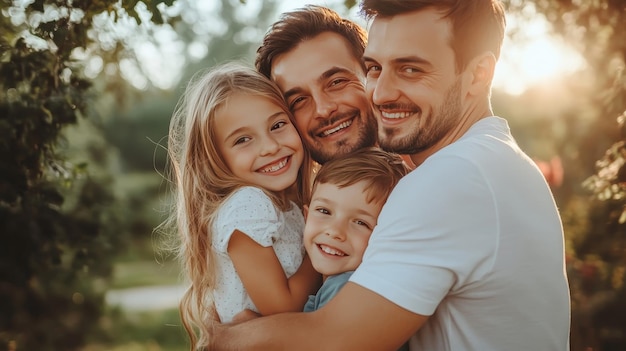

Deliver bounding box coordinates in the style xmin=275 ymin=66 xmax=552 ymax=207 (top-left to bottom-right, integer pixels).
xmin=361 ymin=0 xmax=506 ymax=73
xmin=255 ymin=5 xmax=368 ymax=78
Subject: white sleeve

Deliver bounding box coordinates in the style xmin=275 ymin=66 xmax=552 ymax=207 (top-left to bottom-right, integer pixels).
xmin=212 ymin=187 xmax=281 ymax=253
xmin=350 ymin=154 xmax=499 ymax=316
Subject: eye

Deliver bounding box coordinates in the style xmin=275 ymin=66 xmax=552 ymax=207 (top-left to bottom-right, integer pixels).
xmin=234 ymin=136 xmax=251 ymax=145
xmin=402 ymin=66 xmax=423 ymax=74
xmin=365 ymin=64 xmax=381 ymax=77
xmin=271 ymin=120 xmax=287 ymax=131
xmin=315 ymin=207 xmax=330 ymax=215
xmin=354 ymin=219 xmax=372 ymax=229
xmin=330 ymin=78 xmax=347 ymax=87
xmin=289 ymin=96 xmax=306 ymax=110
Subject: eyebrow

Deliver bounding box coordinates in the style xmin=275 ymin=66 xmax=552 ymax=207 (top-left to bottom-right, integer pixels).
xmin=363 ymin=55 xmax=433 ymax=69
xmin=282 ymin=66 xmax=356 ymax=101
xmin=310 ymin=196 xmax=379 ymax=219
xmin=223 ymin=111 xmax=286 ymax=141
xmin=310 ymin=196 xmax=333 ymax=205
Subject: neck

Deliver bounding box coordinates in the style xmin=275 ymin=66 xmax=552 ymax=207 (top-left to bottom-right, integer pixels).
xmin=410 ymin=105 xmax=493 ymax=166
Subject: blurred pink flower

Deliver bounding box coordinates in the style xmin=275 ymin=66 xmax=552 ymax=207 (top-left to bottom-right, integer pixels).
xmin=534 ymin=156 xmax=564 ymax=188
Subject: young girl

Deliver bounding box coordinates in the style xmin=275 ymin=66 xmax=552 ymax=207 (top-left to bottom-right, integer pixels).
xmin=165 ymin=62 xmax=320 ymax=349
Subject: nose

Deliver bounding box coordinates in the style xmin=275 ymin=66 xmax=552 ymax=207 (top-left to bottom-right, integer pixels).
xmin=259 ymin=134 xmax=280 ymax=156
xmin=312 ymin=90 xmax=338 ymax=120
xmin=325 ymin=220 xmax=346 ymax=241
xmin=370 ymin=69 xmax=399 ymax=106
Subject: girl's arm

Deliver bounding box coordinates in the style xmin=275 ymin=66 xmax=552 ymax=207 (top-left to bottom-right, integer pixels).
xmin=228 ymin=229 xmax=322 ymax=315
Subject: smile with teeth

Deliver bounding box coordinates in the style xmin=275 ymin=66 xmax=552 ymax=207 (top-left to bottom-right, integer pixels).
xmin=319 ymin=119 xmax=353 ymax=137
xmin=259 ymin=156 xmax=289 ymax=173
xmin=318 ymin=244 xmax=347 ymax=257
xmin=381 ymin=111 xmax=413 ymax=119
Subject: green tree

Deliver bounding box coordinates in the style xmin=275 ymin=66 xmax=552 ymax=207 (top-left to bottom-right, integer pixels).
xmin=0 ymin=1 xmax=175 ymax=349
xmin=103 ymin=0 xmax=280 ymax=173
xmin=504 ymin=2 xmax=626 ymax=350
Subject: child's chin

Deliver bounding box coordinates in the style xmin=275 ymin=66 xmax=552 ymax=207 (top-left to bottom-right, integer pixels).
xmin=322 ymin=269 xmax=342 ymax=277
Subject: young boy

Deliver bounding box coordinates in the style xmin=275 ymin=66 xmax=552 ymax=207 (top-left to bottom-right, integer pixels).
xmin=302 ymin=147 xmax=410 ymax=312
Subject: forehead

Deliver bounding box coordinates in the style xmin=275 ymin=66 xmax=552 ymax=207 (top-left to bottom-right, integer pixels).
xmin=312 ymin=181 xmax=378 ymax=205
xmin=271 ymin=32 xmax=363 ymax=93
xmin=312 ymin=181 xmax=385 ymax=217
xmin=214 ymin=93 xmax=284 ymax=134
xmin=365 ymin=8 xmax=454 ymax=66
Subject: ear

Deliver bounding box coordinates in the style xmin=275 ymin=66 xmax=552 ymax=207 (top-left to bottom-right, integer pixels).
xmin=303 ymin=205 xmax=309 ymax=222
xmin=466 ymin=52 xmax=496 ymax=96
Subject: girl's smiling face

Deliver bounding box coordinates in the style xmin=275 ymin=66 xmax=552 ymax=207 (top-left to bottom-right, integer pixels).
xmin=214 ymin=93 xmax=304 ymax=193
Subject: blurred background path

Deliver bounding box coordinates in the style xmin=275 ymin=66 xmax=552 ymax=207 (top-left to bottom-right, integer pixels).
xmin=106 ymin=284 xmax=186 ymax=311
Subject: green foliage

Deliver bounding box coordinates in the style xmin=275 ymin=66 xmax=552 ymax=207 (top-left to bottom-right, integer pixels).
xmin=104 ymin=96 xmax=175 ymax=172
xmin=100 ymin=0 xmax=282 ymax=174
xmin=584 ymin=110 xmax=626 ymax=224
xmin=0 ymin=1 xmax=175 ymax=349
xmin=503 ymin=1 xmax=626 ymax=349
xmin=87 ymin=308 xmax=187 ymax=351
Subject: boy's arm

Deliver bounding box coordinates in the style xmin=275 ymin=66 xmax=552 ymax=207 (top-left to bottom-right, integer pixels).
xmin=228 ymin=230 xmax=321 ymax=315
xmin=210 ymin=282 xmax=427 ymax=350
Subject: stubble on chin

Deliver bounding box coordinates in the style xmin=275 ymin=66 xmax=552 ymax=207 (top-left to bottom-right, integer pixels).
xmin=311 ymin=140 xmax=353 ymax=165
xmin=379 ymin=127 xmax=407 ymax=153
xmin=307 ymin=144 xmax=330 ymax=165
xmin=309 ymin=129 xmax=377 ymax=165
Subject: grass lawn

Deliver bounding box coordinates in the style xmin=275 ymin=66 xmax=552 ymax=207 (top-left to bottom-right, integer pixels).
xmin=85 ymin=308 xmax=189 ymax=351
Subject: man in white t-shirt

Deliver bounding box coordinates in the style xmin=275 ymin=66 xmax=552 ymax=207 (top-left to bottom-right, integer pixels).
xmin=209 ymin=1 xmax=571 ymax=350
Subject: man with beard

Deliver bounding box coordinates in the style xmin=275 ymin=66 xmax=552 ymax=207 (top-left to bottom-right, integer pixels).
xmin=255 ymin=5 xmax=378 ymax=165
xmin=208 ymin=1 xmax=571 ymax=350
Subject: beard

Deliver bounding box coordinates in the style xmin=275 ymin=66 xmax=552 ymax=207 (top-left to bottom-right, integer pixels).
xmin=308 ymin=108 xmax=378 ymax=164
xmin=378 ymin=77 xmax=462 ymax=155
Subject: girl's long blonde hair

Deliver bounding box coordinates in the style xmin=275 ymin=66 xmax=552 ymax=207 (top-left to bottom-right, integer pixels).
xmin=163 ymin=62 xmax=313 ymax=350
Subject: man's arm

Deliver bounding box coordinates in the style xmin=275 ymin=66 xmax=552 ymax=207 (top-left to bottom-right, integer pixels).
xmin=210 ymin=282 xmax=427 ymax=351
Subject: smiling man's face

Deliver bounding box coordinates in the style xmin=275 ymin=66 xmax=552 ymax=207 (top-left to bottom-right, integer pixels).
xmin=271 ymin=32 xmax=377 ymax=164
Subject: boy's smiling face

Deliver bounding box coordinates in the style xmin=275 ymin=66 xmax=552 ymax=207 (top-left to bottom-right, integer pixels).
xmin=303 ymin=181 xmax=385 ymax=277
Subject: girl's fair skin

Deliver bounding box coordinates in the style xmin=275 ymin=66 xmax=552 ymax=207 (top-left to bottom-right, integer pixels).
xmin=303 ymin=181 xmax=384 ymax=277
xmin=165 ymin=63 xmax=319 ymax=350
xmin=214 ymin=93 xmax=304 ymax=194
xmin=216 ymin=92 xmax=317 ymax=315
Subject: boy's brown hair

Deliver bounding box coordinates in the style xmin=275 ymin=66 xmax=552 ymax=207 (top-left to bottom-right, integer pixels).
xmin=311 ymin=147 xmax=410 ymax=205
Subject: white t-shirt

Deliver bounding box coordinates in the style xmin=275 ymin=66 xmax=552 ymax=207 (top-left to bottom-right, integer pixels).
xmin=212 ymin=186 xmax=305 ymax=322
xmin=351 ymin=117 xmax=571 ymax=350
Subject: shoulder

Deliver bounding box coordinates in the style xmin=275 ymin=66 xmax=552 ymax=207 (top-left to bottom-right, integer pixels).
xmin=227 ymin=186 xmax=271 ymax=203
xmin=213 ymin=187 xmax=283 ymax=251
xmin=215 ymin=187 xmax=281 ymax=229
xmin=321 ymin=271 xmax=353 ymax=295
xmin=221 ymin=187 xmax=277 ymax=214
xmin=396 ymin=118 xmax=513 ymax=193
xmin=306 ymin=271 xmax=354 ymax=312
xmin=433 ymin=117 xmax=516 ymax=167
